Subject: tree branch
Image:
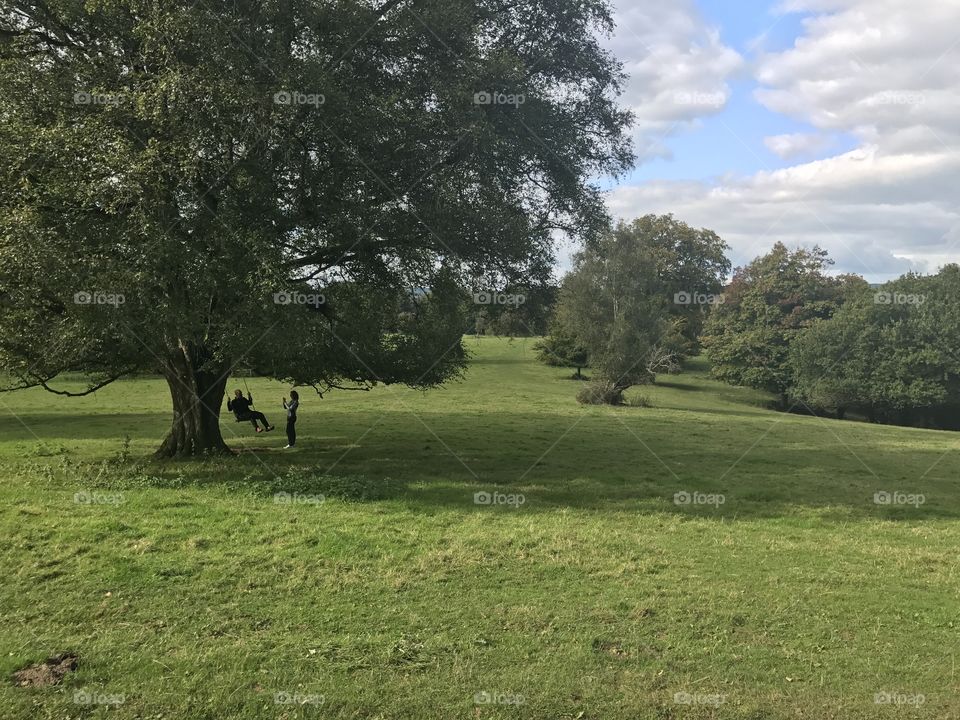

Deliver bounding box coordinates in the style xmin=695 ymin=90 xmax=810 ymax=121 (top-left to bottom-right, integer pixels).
xmin=13 ymin=369 xmax=138 ymax=397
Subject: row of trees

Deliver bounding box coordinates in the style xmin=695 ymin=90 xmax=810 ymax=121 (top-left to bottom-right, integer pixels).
xmin=702 ymin=245 xmax=960 ymax=429
xmin=538 ymin=227 xmax=959 ymax=430
xmin=789 ymin=267 xmax=960 ymax=427
xmin=701 ymin=244 xmax=866 ymax=404
xmin=466 ymin=284 xmax=557 ymax=337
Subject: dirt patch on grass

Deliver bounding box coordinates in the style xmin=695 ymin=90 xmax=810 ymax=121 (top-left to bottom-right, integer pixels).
xmin=12 ymin=653 xmax=78 ymax=687
xmin=592 ymin=639 xmax=630 ymax=659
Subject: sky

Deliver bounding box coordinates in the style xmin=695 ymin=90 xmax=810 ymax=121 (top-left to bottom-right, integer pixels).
xmin=593 ymin=0 xmax=960 ymax=282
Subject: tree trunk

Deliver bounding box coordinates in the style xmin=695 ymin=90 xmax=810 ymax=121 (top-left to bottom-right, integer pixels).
xmin=609 ymin=383 xmax=627 ymax=405
xmin=156 ymin=342 xmax=232 ymax=457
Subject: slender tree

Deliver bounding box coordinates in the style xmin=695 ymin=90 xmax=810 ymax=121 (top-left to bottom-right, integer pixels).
xmin=558 ymin=224 xmax=672 ymax=404
xmin=540 ymin=216 xmax=730 ymax=402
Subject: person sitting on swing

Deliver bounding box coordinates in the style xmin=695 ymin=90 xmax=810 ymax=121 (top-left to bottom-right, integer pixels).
xmin=227 ymin=389 xmax=274 ymax=433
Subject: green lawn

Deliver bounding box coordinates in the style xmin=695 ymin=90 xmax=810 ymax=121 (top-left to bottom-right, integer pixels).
xmin=0 ymin=336 xmax=957 ymax=719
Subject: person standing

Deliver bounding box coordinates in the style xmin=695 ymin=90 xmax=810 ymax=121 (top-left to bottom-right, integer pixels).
xmin=282 ymin=390 xmax=299 ymax=449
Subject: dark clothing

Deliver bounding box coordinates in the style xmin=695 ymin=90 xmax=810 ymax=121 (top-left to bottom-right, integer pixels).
xmin=283 ymin=398 xmax=299 ymax=420
xmin=247 ymin=411 xmax=270 ymax=429
xmin=228 ymin=393 xmax=271 ymax=429
xmin=227 ymin=393 xmax=253 ymax=418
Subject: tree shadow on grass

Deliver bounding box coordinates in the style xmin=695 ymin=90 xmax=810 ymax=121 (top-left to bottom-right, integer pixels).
xmin=4 ymin=408 xmax=960 ymax=521
xmin=652 ymin=379 xmax=773 ymax=408
xmin=0 ymin=413 xmax=166 ymax=439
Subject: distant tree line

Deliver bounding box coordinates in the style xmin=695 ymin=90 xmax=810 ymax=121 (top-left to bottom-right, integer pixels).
xmin=537 ymin=219 xmax=960 ymax=430
xmin=702 ymin=244 xmax=960 ymax=429
xmin=465 ymin=284 xmax=557 ymax=337
xmin=787 ymin=266 xmax=960 ymax=428
xmin=700 ymin=243 xmax=867 ymax=405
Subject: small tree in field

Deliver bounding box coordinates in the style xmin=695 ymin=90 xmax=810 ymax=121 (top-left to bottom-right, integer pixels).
xmin=559 ymin=227 xmax=672 ymax=404
xmin=0 ymin=0 xmax=632 ymax=455
xmin=534 ymin=318 xmax=588 ymax=378
xmin=543 ymin=216 xmax=729 ymax=403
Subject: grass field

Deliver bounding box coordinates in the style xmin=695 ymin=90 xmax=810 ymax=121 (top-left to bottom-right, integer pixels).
xmin=1 ymin=336 xmax=957 ymax=719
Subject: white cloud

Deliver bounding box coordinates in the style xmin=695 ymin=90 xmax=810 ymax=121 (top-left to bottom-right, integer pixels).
xmin=764 ymin=132 xmax=830 ymax=159
xmin=606 ymin=1 xmax=743 ymax=161
xmin=608 ymin=0 xmax=960 ymax=282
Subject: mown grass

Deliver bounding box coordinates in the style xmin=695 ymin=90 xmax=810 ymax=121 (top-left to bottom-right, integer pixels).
xmin=0 ymin=336 xmax=957 ymax=719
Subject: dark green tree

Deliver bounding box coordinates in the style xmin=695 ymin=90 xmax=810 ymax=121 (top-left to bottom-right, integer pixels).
xmin=790 ymin=266 xmax=960 ymax=427
xmin=0 ymin=0 xmax=632 ymax=455
xmin=533 ymin=317 xmax=588 ymax=378
xmin=702 ymin=243 xmax=865 ymax=404
xmin=618 ymin=214 xmax=731 ymax=353
xmin=788 ymin=294 xmax=874 ymax=419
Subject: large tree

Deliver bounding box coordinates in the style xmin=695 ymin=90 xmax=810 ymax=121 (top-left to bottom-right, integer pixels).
xmin=701 ymin=243 xmax=865 ymax=403
xmin=0 ymin=0 xmax=632 ymax=455
xmin=620 ymin=214 xmax=730 ymax=353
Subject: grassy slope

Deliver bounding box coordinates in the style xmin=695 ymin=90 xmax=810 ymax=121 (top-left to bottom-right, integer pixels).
xmin=0 ymin=336 xmax=957 ymax=719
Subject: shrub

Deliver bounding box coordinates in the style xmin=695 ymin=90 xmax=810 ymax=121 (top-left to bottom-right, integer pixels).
xmin=576 ymin=381 xmax=625 ymax=405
